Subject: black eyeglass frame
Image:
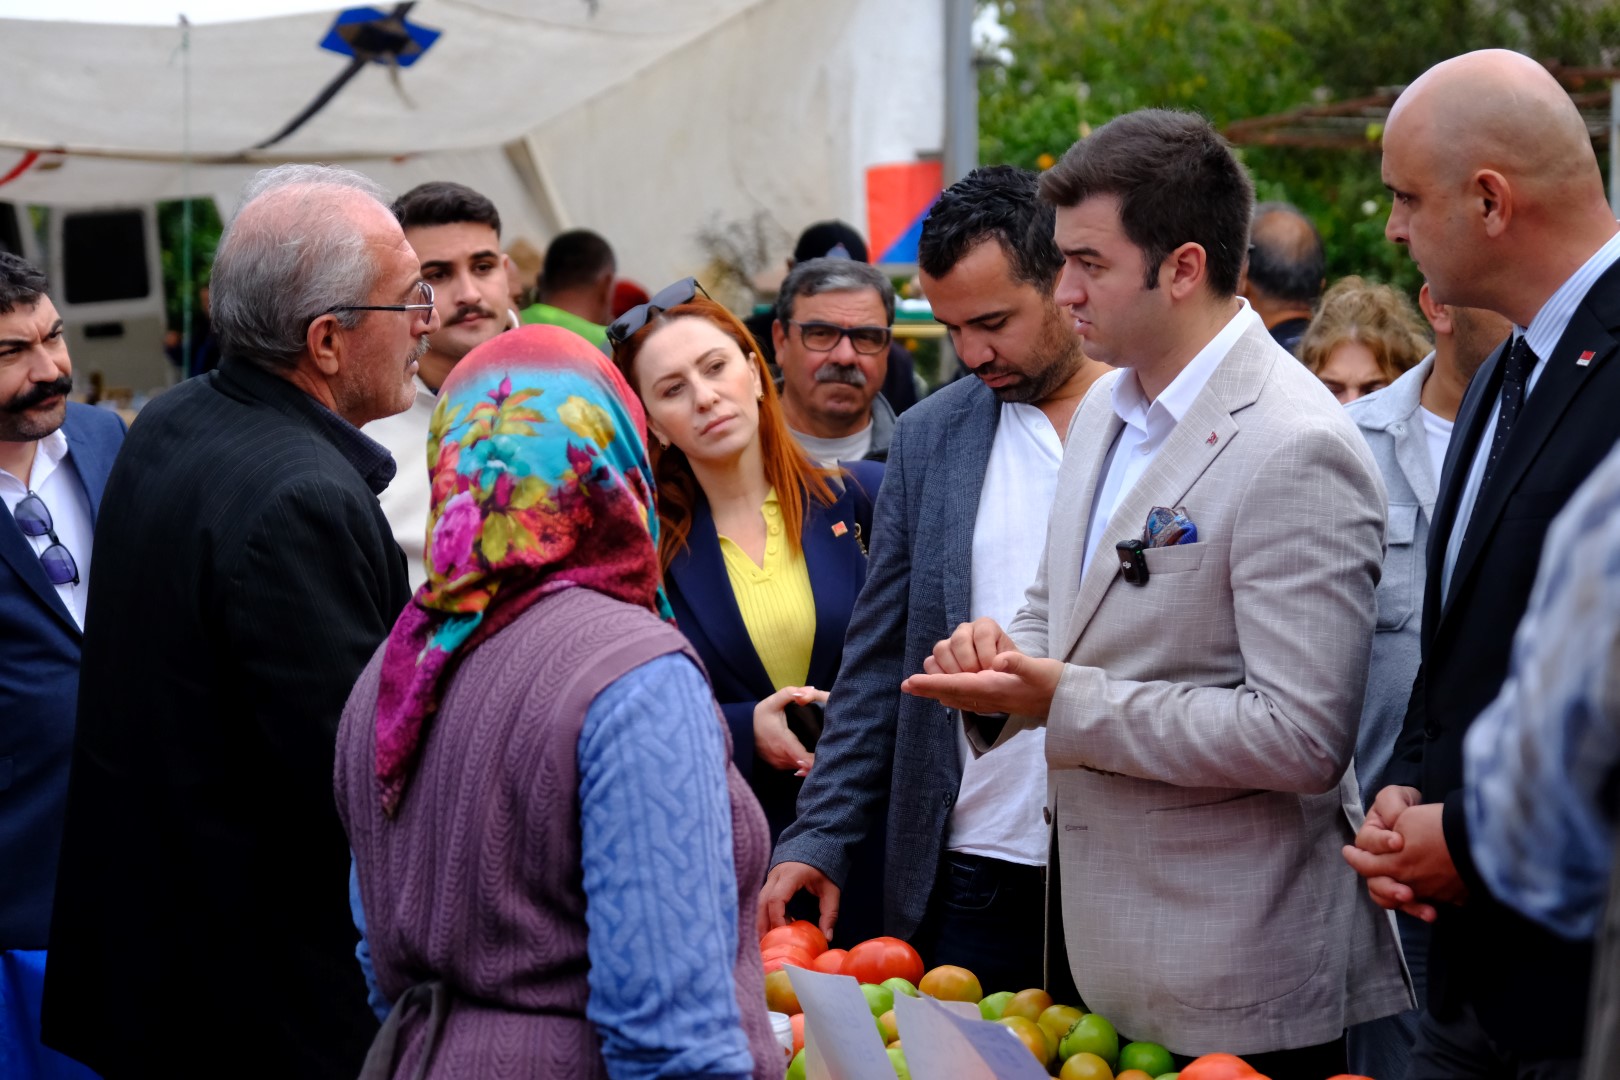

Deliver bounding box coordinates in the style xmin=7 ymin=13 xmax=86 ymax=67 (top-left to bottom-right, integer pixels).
xmin=606 ymin=277 xmax=711 ymax=348
xmin=786 ymin=319 xmax=893 ymax=356
xmin=323 ymin=281 xmax=436 ymax=324
xmin=14 ymin=490 xmax=79 ymax=586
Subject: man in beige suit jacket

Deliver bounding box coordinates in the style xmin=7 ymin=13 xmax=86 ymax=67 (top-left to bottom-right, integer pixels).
xmin=904 ymin=110 xmax=1412 ymax=1074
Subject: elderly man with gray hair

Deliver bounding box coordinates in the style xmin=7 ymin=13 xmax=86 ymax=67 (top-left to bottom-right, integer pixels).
xmin=772 ymin=257 xmax=897 ymax=465
xmin=41 ymin=164 xmax=431 ymax=1079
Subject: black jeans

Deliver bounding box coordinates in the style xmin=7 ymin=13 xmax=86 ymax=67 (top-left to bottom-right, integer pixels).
xmin=1407 ymin=1002 xmax=1582 ymax=1080
xmin=909 ymin=852 xmax=1048 ymax=996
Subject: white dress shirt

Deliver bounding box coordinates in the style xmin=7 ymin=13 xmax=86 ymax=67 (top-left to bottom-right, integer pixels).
xmin=364 ymin=376 xmax=437 ymax=591
xmin=1081 ymin=300 xmax=1262 ymax=578
xmin=0 ymin=428 xmax=95 ymax=629
xmin=950 ymin=401 xmax=1063 ymax=866
xmin=1440 ymin=228 xmax=1620 ymax=601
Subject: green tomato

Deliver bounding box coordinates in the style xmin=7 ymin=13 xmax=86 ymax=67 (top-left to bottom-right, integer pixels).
xmin=1057 ymin=1012 xmax=1118 ymax=1069
xmin=886 ymin=1045 xmax=911 ymax=1079
xmin=786 ymin=1048 xmax=807 ymax=1080
xmin=881 ymin=977 xmax=920 ymax=999
xmin=1119 ymin=1041 xmax=1175 ymax=1077
xmin=860 ymin=982 xmax=895 ymax=1017
xmin=977 ymin=990 xmax=1016 ymax=1020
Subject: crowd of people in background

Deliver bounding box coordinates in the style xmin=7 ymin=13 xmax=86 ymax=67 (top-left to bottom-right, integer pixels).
xmin=1 ymin=45 xmax=1617 ymax=1080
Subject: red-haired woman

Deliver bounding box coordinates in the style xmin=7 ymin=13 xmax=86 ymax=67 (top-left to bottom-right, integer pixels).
xmin=612 ymin=281 xmax=885 ymax=941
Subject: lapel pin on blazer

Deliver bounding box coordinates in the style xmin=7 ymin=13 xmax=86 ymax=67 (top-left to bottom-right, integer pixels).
xmin=1206 ymin=430 xmax=1219 ymax=446
xmin=1577 ymin=350 xmax=1596 ymax=367
xmin=831 ymin=520 xmax=848 ymax=537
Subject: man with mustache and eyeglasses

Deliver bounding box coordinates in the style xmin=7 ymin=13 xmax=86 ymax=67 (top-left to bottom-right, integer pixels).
xmin=42 ymin=163 xmax=434 ymax=1079
xmin=0 ymin=250 xmax=123 ymax=1080
xmin=773 ymin=258 xmax=898 ymax=466
xmin=365 ymin=181 xmax=516 ymax=591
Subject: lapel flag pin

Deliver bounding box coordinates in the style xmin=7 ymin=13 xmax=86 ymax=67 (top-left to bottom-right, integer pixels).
xmin=1577 ymin=350 xmax=1596 ymax=367
xmin=1206 ymin=431 xmax=1219 ymax=446
xmin=831 ymin=521 xmax=848 ymax=537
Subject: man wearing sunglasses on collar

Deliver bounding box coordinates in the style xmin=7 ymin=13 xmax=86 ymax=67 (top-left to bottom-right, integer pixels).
xmin=0 ymin=251 xmax=124 ymax=1080
xmin=772 ymin=258 xmax=898 ymax=467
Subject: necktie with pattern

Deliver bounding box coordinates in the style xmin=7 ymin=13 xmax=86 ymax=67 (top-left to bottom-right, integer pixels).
xmin=1478 ymin=335 xmax=1538 ymax=494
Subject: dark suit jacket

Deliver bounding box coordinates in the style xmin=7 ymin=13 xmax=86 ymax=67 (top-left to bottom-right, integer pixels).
xmin=0 ymin=403 xmax=124 ymax=950
xmin=1388 ymin=256 xmax=1620 ymax=1055
xmin=42 ymin=358 xmax=410 ymax=1078
xmin=772 ymin=376 xmax=1003 ymax=938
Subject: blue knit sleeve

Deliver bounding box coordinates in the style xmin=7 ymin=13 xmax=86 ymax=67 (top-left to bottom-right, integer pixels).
xmin=578 ymin=652 xmax=755 ymax=1080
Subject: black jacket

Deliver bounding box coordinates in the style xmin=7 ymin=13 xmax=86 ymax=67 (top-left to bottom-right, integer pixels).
xmin=1388 ymin=257 xmax=1620 ymax=1056
xmin=42 ymin=357 xmax=409 ymax=1078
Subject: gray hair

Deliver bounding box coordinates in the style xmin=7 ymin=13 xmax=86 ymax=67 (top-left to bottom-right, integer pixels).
xmin=211 ymin=164 xmax=393 ymax=371
xmin=774 ymin=257 xmax=896 ymax=328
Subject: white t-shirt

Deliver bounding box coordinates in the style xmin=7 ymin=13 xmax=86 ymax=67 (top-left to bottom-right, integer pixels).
xmin=948 ymin=402 xmax=1063 ymax=866
xmin=0 ymin=428 xmax=95 ymax=629
xmin=790 ymin=423 xmax=872 ymax=468
xmin=1419 ymin=405 xmax=1454 ymax=489
xmin=364 ymin=376 xmax=437 ymax=591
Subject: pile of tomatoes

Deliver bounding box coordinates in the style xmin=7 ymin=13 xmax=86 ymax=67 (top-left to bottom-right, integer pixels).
xmin=757 ymin=923 xmax=1376 ymax=1080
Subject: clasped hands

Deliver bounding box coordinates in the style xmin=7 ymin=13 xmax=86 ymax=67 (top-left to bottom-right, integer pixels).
xmin=1342 ymin=784 xmax=1468 ymax=922
xmin=900 ymin=616 xmax=1064 ymax=719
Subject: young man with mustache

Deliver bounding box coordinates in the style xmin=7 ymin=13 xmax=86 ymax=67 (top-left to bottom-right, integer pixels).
xmin=365 ymin=181 xmax=516 ymax=590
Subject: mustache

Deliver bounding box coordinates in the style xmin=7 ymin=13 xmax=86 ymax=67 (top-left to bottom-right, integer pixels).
xmin=7 ymin=375 xmax=73 ymax=412
xmin=409 ymin=334 xmax=430 ymax=366
xmin=444 ymin=303 xmax=497 ymax=327
xmin=814 ymin=363 xmax=868 ymax=388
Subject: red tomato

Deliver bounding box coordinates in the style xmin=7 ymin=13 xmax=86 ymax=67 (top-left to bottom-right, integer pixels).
xmin=810 ymin=948 xmax=848 ymax=974
xmin=760 ymin=942 xmax=815 ymax=975
xmin=761 ymin=924 xmax=826 ymax=958
xmin=784 ymin=920 xmax=829 ymax=955
xmin=790 ymin=1012 xmax=805 ymax=1053
xmin=838 ymin=937 xmax=924 ymax=987
xmin=1179 ymin=1054 xmax=1266 ymax=1080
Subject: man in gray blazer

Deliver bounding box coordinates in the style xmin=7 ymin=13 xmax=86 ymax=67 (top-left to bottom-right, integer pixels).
xmin=759 ymin=166 xmax=1107 ymax=994
xmin=1342 ymin=284 xmax=1509 ymax=1079
xmin=906 ymin=111 xmax=1411 ymax=1074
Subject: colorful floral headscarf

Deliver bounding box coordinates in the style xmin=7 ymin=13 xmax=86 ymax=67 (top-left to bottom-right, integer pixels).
xmin=374 ymin=324 xmax=672 ymax=816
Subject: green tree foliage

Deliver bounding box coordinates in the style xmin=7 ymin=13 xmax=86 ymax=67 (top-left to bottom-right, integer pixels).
xmin=157 ymin=197 xmax=222 ymax=331
xmin=981 ymin=0 xmax=1618 ymax=297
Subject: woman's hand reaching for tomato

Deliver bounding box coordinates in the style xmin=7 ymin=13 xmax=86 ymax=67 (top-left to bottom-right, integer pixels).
xmin=754 ymin=686 xmax=827 ymax=776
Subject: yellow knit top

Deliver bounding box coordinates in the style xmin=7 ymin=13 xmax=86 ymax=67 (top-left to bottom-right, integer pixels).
xmin=717 ymin=488 xmax=816 ymax=690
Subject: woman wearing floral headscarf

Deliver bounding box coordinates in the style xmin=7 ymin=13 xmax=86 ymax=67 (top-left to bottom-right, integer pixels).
xmin=334 ymin=325 xmax=778 ymax=1080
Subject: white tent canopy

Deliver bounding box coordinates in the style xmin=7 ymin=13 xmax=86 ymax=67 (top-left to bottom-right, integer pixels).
xmin=0 ymin=0 xmax=944 ymax=287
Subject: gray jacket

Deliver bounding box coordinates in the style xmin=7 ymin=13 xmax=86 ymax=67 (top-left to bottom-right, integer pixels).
xmin=771 ymin=375 xmax=1001 ymax=936
xmin=1345 ymin=356 xmax=1438 ymax=803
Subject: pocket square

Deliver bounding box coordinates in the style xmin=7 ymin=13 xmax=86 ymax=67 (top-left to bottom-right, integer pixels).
xmin=1143 ymin=505 xmax=1198 ymax=547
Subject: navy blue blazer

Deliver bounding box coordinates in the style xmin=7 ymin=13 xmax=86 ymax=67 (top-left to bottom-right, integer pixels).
xmin=666 ymin=460 xmax=883 ymax=825
xmin=0 ymin=402 xmax=124 ymax=949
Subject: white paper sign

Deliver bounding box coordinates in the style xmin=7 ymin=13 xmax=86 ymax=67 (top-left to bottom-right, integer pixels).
xmin=892 ymin=993 xmax=1052 ymax=1080
xmin=785 ymin=966 xmax=897 ymax=1080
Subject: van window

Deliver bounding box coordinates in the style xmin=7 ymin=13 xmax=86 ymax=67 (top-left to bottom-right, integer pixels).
xmin=0 ymin=203 xmax=22 ymax=257
xmin=62 ymin=210 xmax=150 ymax=304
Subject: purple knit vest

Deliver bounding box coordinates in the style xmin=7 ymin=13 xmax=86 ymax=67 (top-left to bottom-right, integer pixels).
xmin=336 ymin=587 xmax=778 ymax=1079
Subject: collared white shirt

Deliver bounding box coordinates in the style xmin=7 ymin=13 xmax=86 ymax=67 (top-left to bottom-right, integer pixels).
xmin=0 ymin=427 xmax=95 ymax=629
xmin=1081 ymin=299 xmax=1262 ymax=578
xmin=1440 ymin=228 xmax=1620 ymax=601
xmin=364 ymin=375 xmax=437 ymax=591
xmin=949 ymin=402 xmax=1063 ymax=866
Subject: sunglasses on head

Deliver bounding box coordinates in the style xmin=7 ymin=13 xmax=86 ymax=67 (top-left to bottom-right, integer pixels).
xmin=607 ymin=277 xmax=710 ymax=348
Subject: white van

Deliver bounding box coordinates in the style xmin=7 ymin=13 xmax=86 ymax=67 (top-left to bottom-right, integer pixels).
xmin=0 ymin=199 xmax=174 ymax=397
